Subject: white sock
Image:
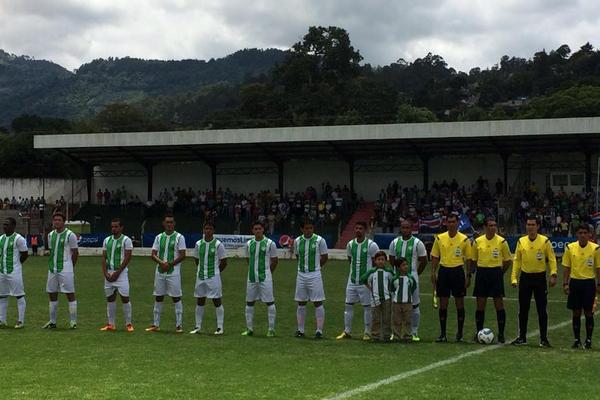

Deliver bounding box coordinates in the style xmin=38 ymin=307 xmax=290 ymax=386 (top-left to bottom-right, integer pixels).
xmin=267 ymin=304 xmax=276 ymax=331
xmin=68 ymin=301 xmax=77 ymax=323
xmin=17 ymin=297 xmax=26 ymax=324
xmin=0 ymin=297 xmax=7 ymax=322
xmin=107 ymin=301 xmax=116 ymax=325
xmin=315 ymin=305 xmax=325 ymax=333
xmin=153 ymin=302 xmax=163 ymax=327
xmin=123 ymin=302 xmax=132 ymax=325
xmin=175 ymin=301 xmax=183 ymax=327
xmin=363 ymin=306 xmax=372 ymax=334
xmin=49 ymin=301 xmax=58 ymax=323
xmin=195 ymin=305 xmax=204 ymax=330
xmin=411 ymin=306 xmax=421 ymax=336
xmin=245 ymin=305 xmax=254 ymax=330
xmin=343 ymin=304 xmax=354 ymax=334
xmin=297 ymin=305 xmax=306 ymax=333
xmin=215 ymin=305 xmax=224 ymax=330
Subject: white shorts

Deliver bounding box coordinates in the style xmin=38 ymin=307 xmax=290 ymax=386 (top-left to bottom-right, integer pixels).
xmin=412 ymin=276 xmax=421 ymax=306
xmin=0 ymin=273 xmax=25 ymax=297
xmin=47 ymin=271 xmax=75 ymax=294
xmin=246 ymin=280 xmax=274 ymax=303
xmin=104 ymin=273 xmax=130 ymax=297
xmin=295 ymin=272 xmax=325 ymax=302
xmin=153 ymin=272 xmax=182 ymax=297
xmin=194 ymin=275 xmax=222 ymax=299
xmin=345 ymin=282 xmax=371 ymax=306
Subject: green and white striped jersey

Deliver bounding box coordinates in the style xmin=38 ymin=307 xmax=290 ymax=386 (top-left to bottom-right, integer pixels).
xmin=366 ymin=268 xmax=394 ymax=306
xmin=102 ymin=235 xmax=133 ymax=271
xmin=48 ymin=229 xmax=78 ymax=273
xmin=194 ymin=237 xmax=226 ymax=280
xmin=0 ymin=233 xmax=28 ymax=275
xmin=294 ymin=234 xmax=328 ymax=274
xmin=346 ymin=238 xmax=379 ymax=284
xmin=392 ymin=274 xmax=417 ymax=304
xmin=152 ymin=231 xmax=186 ymax=275
xmin=389 ymin=236 xmax=427 ymax=274
xmin=245 ymin=237 xmax=278 ymax=283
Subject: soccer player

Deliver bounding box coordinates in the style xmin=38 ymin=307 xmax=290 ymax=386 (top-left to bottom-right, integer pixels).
xmin=511 ymin=217 xmax=557 ymax=347
xmin=189 ymin=221 xmax=227 ymax=335
xmin=362 ymin=251 xmax=394 ymax=342
xmin=0 ymin=217 xmax=29 ymax=328
xmin=388 ymin=220 xmax=427 ymax=341
xmin=100 ymin=218 xmax=134 ymax=332
xmin=392 ymin=257 xmax=417 ymax=342
xmin=147 ymin=213 xmax=186 ymax=333
xmin=471 ymin=217 xmax=512 ymax=343
xmin=43 ymin=212 xmax=79 ymax=329
xmin=294 ymin=220 xmax=328 ymax=339
xmin=241 ymin=221 xmax=278 ymax=337
xmin=337 ymin=221 xmax=379 ymax=341
xmin=430 ymin=213 xmax=472 ymax=342
xmin=562 ymin=224 xmax=600 ymax=349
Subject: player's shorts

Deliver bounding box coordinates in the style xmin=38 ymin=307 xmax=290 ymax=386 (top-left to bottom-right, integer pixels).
xmin=47 ymin=271 xmax=75 ymax=294
xmin=436 ymin=266 xmax=466 ymax=298
xmin=104 ymin=272 xmax=130 ymax=297
xmin=0 ymin=272 xmax=25 ymax=297
xmin=473 ymin=267 xmax=505 ymax=298
xmin=567 ymin=278 xmax=596 ymax=311
xmin=194 ymin=275 xmax=222 ymax=299
xmin=246 ymin=279 xmax=274 ymax=303
xmin=295 ymin=272 xmax=325 ymax=302
xmin=153 ymin=272 xmax=182 ymax=297
xmin=345 ymin=282 xmax=371 ymax=306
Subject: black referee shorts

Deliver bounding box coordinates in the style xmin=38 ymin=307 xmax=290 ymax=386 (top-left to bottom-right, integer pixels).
xmin=473 ymin=267 xmax=505 ymax=298
xmin=567 ymin=279 xmax=596 ymax=311
xmin=437 ymin=266 xmax=466 ymax=298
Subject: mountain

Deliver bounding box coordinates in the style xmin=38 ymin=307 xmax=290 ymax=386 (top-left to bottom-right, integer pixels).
xmin=0 ymin=48 xmax=288 ymax=127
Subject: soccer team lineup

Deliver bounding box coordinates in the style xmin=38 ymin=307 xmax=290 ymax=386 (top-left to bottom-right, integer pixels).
xmin=2 ymin=210 xmax=598 ymax=350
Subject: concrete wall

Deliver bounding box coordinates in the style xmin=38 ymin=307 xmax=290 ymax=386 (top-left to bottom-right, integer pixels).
xmin=0 ymin=178 xmax=86 ymax=203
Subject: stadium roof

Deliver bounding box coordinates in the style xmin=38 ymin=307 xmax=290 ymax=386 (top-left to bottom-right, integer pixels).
xmin=34 ymin=117 xmax=600 ymax=165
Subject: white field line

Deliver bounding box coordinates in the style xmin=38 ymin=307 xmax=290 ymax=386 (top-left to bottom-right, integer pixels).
xmin=323 ymin=320 xmax=571 ymax=400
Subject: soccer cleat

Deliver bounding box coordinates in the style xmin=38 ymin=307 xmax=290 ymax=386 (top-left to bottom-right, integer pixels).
xmin=214 ymin=328 xmax=224 ymax=335
xmin=336 ymin=331 xmax=351 ymax=340
xmin=572 ymin=339 xmax=582 ymax=349
xmin=473 ymin=334 xmax=480 ymax=343
xmin=14 ymin=322 xmax=24 ymax=329
xmin=435 ymin=335 xmax=448 ymax=343
xmin=498 ymin=334 xmax=505 ymax=344
xmin=42 ymin=321 xmax=56 ymax=329
xmin=411 ymin=335 xmax=421 ymax=342
xmin=314 ymin=331 xmax=323 ymax=339
xmin=455 ymin=333 xmax=464 ymax=343
xmin=189 ymin=327 xmax=201 ymax=334
xmin=99 ymin=324 xmax=116 ymax=331
xmin=241 ymin=329 xmax=254 ymax=336
xmin=584 ymin=339 xmax=592 ymax=349
xmin=145 ymin=325 xmax=160 ymax=332
xmin=362 ymin=333 xmax=371 ymax=341
xmin=266 ymin=329 xmax=275 ymax=337
xmin=69 ymin=322 xmax=77 ymax=330
xmin=539 ymin=339 xmax=552 ymax=348
xmin=294 ymin=330 xmax=305 ymax=338
xmin=511 ymin=337 xmax=527 ymax=346
xmin=175 ymin=326 xmax=183 ymax=333
xmin=126 ymin=324 xmax=135 ymax=332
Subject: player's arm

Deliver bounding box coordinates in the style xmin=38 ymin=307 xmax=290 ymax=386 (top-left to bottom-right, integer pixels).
xmin=101 ymin=249 xmax=110 ymax=280
xmin=511 ymin=240 xmax=522 ymax=287
xmin=150 ymin=236 xmax=167 ymax=268
xmin=319 ymin=238 xmax=328 ymax=267
xmin=18 ymin=237 xmax=28 ymax=264
xmin=501 ymin=240 xmax=512 ymax=273
xmin=415 ymin=240 xmax=427 ymax=275
xmin=545 ymin=239 xmax=558 ymax=287
xmin=114 ymin=249 xmax=132 ymax=280
xmin=169 ymin=236 xmax=186 ymax=269
xmin=463 ymin=238 xmax=472 ymax=288
xmin=69 ymin=233 xmax=79 ymax=266
xmin=595 ymin=248 xmax=600 ymax=294
xmin=217 ymin=243 xmax=227 ymax=272
xmin=430 ymin=237 xmax=440 ymax=287
xmin=388 ymin=241 xmax=396 ymax=268
xmin=269 ymin=241 xmax=278 ymax=272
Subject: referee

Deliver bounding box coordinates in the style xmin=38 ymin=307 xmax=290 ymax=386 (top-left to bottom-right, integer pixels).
xmin=511 ymin=217 xmax=557 ymax=347
xmin=431 ymin=213 xmax=472 ymax=342
xmin=562 ymin=224 xmax=600 ymax=349
xmin=471 ymin=217 xmax=512 ymax=343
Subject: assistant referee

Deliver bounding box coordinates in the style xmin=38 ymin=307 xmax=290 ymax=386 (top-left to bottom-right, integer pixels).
xmin=511 ymin=217 xmax=557 ymax=347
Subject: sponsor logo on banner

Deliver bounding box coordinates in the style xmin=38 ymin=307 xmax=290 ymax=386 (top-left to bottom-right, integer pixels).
xmin=214 ymin=234 xmax=254 ymax=249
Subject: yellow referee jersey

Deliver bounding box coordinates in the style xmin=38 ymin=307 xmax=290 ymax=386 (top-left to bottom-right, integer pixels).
xmin=562 ymin=241 xmax=600 ymax=280
xmin=471 ymin=234 xmax=512 ymax=268
xmin=430 ymin=231 xmax=471 ymax=268
xmin=511 ymin=234 xmax=557 ymax=284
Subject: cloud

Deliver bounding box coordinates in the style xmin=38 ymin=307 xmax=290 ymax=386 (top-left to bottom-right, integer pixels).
xmin=0 ymin=0 xmax=598 ymax=72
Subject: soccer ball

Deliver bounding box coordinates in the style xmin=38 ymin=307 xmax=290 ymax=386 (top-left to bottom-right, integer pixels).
xmin=477 ymin=328 xmax=494 ymax=344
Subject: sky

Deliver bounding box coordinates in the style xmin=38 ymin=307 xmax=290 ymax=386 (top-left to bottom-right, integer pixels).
xmin=0 ymin=0 xmax=598 ymax=72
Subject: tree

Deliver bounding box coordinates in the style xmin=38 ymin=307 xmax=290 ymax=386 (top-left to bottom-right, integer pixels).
xmin=396 ymin=103 xmax=438 ymax=123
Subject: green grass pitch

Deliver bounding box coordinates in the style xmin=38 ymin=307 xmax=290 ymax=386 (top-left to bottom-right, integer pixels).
xmin=0 ymin=255 xmax=598 ymax=399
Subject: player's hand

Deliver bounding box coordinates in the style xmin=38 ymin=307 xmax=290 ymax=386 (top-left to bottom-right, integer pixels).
xmin=563 ymin=284 xmax=569 ymax=295
xmin=549 ymin=275 xmax=557 ymax=287
xmin=596 ymin=285 xmax=600 ymax=295
xmin=511 ymin=281 xmax=517 ymax=288
xmin=160 ymin=261 xmax=170 ymax=272
xmin=430 ymin=273 xmax=437 ymax=288
xmin=465 ymin=276 xmax=471 ymax=289
xmin=111 ymin=272 xmax=120 ymax=282
xmin=104 ymin=272 xmax=111 ymax=281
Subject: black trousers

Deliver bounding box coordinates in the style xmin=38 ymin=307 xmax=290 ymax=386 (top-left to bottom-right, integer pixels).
xmin=518 ymin=272 xmax=548 ymax=340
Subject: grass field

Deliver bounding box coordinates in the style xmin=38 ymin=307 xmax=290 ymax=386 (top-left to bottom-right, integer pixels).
xmin=0 ymin=255 xmax=598 ymax=399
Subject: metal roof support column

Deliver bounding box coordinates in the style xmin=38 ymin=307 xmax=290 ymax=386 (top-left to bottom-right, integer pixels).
xmin=585 ymin=151 xmax=592 ymax=193
xmin=277 ymin=161 xmax=284 ymax=197
xmin=501 ymin=153 xmax=510 ymax=195
xmin=145 ymin=164 xmax=154 ymax=202
xmin=210 ymin=163 xmax=217 ymax=194
xmin=85 ymin=166 xmax=93 ymax=204
xmin=421 ymin=155 xmax=429 ymax=191
xmin=348 ymin=159 xmax=355 ymax=195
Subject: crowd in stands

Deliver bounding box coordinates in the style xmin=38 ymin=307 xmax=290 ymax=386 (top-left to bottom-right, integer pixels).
xmin=0 ymin=195 xmax=54 ymax=217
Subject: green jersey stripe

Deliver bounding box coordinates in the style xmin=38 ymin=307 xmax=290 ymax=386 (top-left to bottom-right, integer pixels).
xmin=377 ymin=270 xmax=385 ymax=302
xmin=248 ymin=240 xmax=256 ymax=282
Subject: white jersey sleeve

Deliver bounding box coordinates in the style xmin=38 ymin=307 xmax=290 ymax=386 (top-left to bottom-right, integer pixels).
xmin=388 ymin=238 xmax=396 ymax=255
xmin=416 ymin=240 xmax=427 ymax=258
xmin=68 ymin=232 xmax=78 ymax=249
xmin=152 ymin=235 xmax=160 ymax=251
xmin=124 ymin=236 xmax=134 ymax=250
xmin=346 ymin=241 xmax=352 ymax=258
xmin=16 ymin=235 xmax=28 ymax=252
xmin=177 ymin=234 xmax=186 ymax=251
xmin=369 ymin=240 xmax=380 ymax=257
xmin=293 ymin=238 xmax=299 ymax=256
xmin=268 ymin=240 xmax=278 ymax=258
xmin=318 ymin=236 xmax=328 ymax=255
xmin=216 ymin=242 xmax=227 ymax=260
xmin=102 ymin=237 xmax=108 ymax=251
xmin=193 ymin=241 xmax=199 ymax=260
xmin=244 ymin=240 xmax=251 ymax=258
